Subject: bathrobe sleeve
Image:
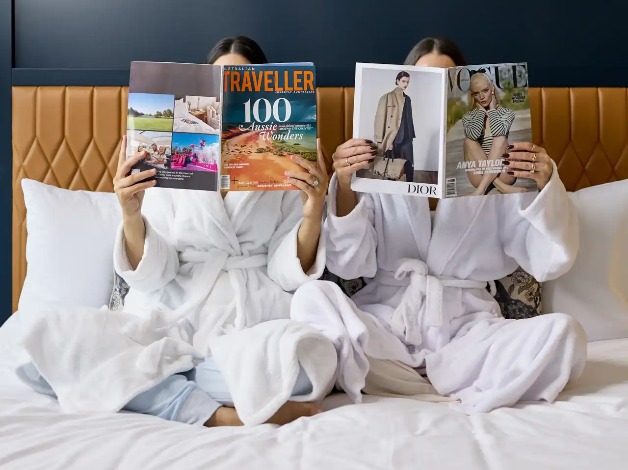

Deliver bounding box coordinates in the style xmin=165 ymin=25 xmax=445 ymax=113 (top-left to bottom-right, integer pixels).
xmin=324 ymin=175 xmax=378 ymax=280
xmin=266 ymin=191 xmax=326 ymax=292
xmin=113 ymin=188 xmax=180 ymax=293
xmin=500 ymin=160 xmax=579 ymax=281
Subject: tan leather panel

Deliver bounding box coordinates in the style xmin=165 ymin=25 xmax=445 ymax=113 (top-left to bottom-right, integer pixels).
xmin=598 ymin=88 xmax=628 ymax=181
xmin=528 ymin=88 xmax=542 ymax=144
xmin=12 ymin=86 xmax=127 ymax=311
xmin=537 ymin=88 xmax=576 ymax=186
xmin=316 ymin=87 xmax=345 ymax=173
xmin=11 ymin=86 xmax=628 ymax=311
xmin=531 ymin=88 xmax=628 ymax=190
xmin=572 ymin=88 xmax=609 ymax=188
xmin=343 ymin=87 xmax=355 ymax=141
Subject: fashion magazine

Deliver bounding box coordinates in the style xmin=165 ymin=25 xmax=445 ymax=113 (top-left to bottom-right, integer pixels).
xmin=351 ymin=62 xmax=534 ymax=198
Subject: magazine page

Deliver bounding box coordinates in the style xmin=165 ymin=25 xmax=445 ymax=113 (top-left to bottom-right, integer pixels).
xmin=351 ymin=63 xmax=447 ymax=198
xmin=126 ymin=61 xmax=222 ymax=191
xmin=444 ymin=62 xmax=536 ymax=197
xmin=220 ymin=64 xmax=317 ymax=191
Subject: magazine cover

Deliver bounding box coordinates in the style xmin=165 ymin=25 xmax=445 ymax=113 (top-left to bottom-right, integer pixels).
xmin=220 ymin=64 xmax=317 ymax=191
xmin=126 ymin=61 xmax=222 ymax=191
xmin=351 ymin=63 xmax=447 ymax=198
xmin=444 ymin=62 xmax=535 ymax=197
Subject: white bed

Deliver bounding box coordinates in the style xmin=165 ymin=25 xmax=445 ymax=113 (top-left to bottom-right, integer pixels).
xmin=4 ymin=177 xmax=627 ymax=469
xmin=1 ymin=311 xmax=627 ymax=470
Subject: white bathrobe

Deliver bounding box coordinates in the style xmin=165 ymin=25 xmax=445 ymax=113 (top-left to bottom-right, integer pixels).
xmin=16 ymin=188 xmax=337 ymax=425
xmin=291 ymin=163 xmax=587 ymax=412
xmin=116 ymin=188 xmax=326 ymax=355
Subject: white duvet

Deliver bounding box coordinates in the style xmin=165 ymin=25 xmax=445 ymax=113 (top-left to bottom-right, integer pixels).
xmin=1 ymin=313 xmax=627 ymax=470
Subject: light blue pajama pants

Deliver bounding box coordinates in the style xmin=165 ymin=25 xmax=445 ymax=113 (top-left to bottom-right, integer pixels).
xmin=17 ymin=358 xmax=313 ymax=426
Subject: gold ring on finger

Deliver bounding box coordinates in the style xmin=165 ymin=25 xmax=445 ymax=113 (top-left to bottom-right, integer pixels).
xmin=530 ymin=162 xmax=536 ymax=173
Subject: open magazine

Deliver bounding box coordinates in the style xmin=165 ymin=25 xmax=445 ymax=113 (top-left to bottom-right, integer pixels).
xmin=351 ymin=62 xmax=535 ymax=198
xmin=126 ymin=61 xmax=317 ymax=191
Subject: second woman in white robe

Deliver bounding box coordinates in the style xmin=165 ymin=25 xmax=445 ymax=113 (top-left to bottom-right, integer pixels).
xmin=292 ymin=146 xmax=587 ymax=413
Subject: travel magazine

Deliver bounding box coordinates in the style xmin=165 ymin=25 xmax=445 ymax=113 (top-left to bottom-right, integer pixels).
xmin=126 ymin=61 xmax=317 ymax=191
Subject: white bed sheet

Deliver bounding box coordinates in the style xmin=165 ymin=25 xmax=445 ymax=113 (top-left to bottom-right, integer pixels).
xmin=1 ymin=313 xmax=627 ymax=470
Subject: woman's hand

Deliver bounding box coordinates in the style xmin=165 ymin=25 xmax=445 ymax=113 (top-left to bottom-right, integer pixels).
xmin=113 ymin=135 xmax=157 ymax=219
xmin=503 ymin=142 xmax=554 ymax=190
xmin=113 ymin=135 xmax=156 ymax=269
xmin=330 ymin=139 xmax=377 ymax=217
xmin=285 ymin=138 xmax=329 ymax=220
xmin=288 ymin=140 xmax=329 ymax=273
xmin=489 ymin=92 xmax=497 ymax=110
xmin=331 ymin=139 xmax=377 ymax=189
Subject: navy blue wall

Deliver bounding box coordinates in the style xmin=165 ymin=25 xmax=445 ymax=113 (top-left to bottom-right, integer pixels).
xmin=3 ymin=0 xmax=628 ymax=323
xmin=2 ymin=1 xmax=13 ymax=325
xmin=11 ymin=0 xmax=628 ymax=87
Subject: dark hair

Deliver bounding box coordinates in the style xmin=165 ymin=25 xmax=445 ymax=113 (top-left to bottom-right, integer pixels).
xmin=395 ymin=71 xmax=410 ymax=83
xmin=404 ymin=37 xmax=466 ymax=67
xmin=205 ymin=36 xmax=268 ymax=64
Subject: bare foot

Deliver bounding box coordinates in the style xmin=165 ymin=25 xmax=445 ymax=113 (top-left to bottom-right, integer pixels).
xmin=204 ymin=406 xmax=243 ymax=427
xmin=264 ymin=401 xmax=324 ymax=425
xmin=204 ymin=402 xmax=323 ymax=428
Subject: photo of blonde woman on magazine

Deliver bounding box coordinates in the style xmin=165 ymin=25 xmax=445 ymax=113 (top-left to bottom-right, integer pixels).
xmin=461 ymin=70 xmax=522 ymax=195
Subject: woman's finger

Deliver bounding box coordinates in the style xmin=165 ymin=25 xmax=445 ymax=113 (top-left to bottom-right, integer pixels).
xmin=507 ymin=142 xmax=547 ymax=155
xmin=285 ymin=170 xmax=317 ymax=186
xmin=333 ymin=144 xmax=376 ymax=160
xmin=338 ymin=138 xmax=374 ymax=150
xmin=504 ymin=151 xmax=540 ymax=162
xmin=503 ymin=160 xmax=542 ymax=172
xmin=117 ymin=135 xmax=127 ymax=169
xmin=347 ymin=145 xmax=377 ymax=158
xmin=288 ymin=177 xmax=315 ymax=197
xmin=349 ymin=152 xmax=377 ymax=165
xmin=301 ymin=157 xmax=326 ymax=182
xmin=333 ymin=152 xmax=375 ymax=171
xmin=504 ymin=169 xmax=540 ymax=181
xmin=333 ymin=159 xmax=370 ymax=175
xmin=115 ymin=168 xmax=157 ymax=190
xmin=127 ymin=179 xmax=157 ymax=195
xmin=334 ymin=144 xmax=376 ymax=159
xmin=354 ymin=161 xmax=371 ymax=171
xmin=290 ymin=154 xmax=317 ymax=173
xmin=119 ymin=180 xmax=153 ymax=201
xmin=117 ymin=150 xmax=148 ymax=179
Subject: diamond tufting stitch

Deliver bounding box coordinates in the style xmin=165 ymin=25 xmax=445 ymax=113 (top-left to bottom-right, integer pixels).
xmin=11 ymin=86 xmax=628 ymax=311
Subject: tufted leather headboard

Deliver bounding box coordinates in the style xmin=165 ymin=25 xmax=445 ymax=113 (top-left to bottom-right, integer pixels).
xmin=12 ymin=86 xmax=628 ymax=311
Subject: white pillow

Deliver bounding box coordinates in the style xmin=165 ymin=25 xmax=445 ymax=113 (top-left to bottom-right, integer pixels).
xmin=542 ymin=180 xmax=628 ymax=341
xmin=18 ymin=179 xmax=121 ymax=313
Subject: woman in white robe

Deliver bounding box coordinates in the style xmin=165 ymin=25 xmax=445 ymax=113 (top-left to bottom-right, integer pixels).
xmin=18 ymin=36 xmax=332 ymax=428
xmin=292 ymin=37 xmax=587 ymax=412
